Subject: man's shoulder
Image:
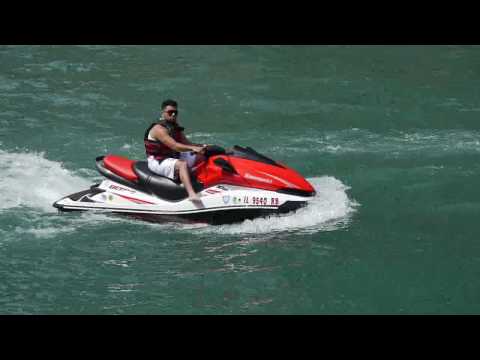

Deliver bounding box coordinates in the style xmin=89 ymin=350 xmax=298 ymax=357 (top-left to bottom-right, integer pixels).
xmin=151 ymin=123 xmax=168 ymax=133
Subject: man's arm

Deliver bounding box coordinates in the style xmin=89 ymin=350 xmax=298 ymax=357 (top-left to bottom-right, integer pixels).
xmin=180 ymin=132 xmax=207 ymax=147
xmin=179 ymin=132 xmax=192 ymax=145
xmin=151 ymin=125 xmax=204 ymax=153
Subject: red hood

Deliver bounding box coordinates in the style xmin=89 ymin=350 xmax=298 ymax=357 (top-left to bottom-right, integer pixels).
xmin=196 ymin=155 xmax=315 ymax=195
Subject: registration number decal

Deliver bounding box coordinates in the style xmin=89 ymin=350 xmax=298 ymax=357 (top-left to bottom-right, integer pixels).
xmin=251 ymin=197 xmax=279 ymax=206
xmin=233 ymin=196 xmax=280 ymax=206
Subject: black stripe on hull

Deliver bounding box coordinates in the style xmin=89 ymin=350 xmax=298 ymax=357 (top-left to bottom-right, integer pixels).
xmin=52 ymin=186 xmax=104 ymax=208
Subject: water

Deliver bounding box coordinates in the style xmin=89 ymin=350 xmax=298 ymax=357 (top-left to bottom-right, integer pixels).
xmin=1 ymin=45 xmax=480 ymax=314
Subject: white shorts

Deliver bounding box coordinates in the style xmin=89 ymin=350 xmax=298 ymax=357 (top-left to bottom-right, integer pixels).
xmin=147 ymin=152 xmax=197 ymax=180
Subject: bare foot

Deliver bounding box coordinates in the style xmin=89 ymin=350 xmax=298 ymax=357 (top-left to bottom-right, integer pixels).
xmin=188 ymin=194 xmax=201 ymax=202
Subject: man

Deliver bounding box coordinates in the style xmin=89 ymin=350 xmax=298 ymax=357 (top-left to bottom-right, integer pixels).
xmin=144 ymin=99 xmax=206 ymax=201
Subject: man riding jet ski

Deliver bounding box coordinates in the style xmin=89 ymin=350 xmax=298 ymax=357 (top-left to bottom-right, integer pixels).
xmin=53 ymin=145 xmax=316 ymax=225
xmin=53 ymin=99 xmax=316 ymax=224
xmin=143 ymin=99 xmax=206 ymax=202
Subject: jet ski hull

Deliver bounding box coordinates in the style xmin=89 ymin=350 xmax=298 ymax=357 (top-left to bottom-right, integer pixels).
xmin=53 ymin=180 xmax=311 ymax=225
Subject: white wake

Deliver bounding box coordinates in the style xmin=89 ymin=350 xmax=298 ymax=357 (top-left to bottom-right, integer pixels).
xmin=0 ymin=150 xmax=91 ymax=212
xmin=201 ymin=176 xmax=359 ymax=235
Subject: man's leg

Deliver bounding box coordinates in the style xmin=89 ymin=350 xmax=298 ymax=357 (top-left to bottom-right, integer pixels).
xmin=193 ymin=153 xmax=205 ymax=167
xmin=180 ymin=151 xmax=205 ymax=167
xmin=179 ymin=151 xmax=205 ymax=176
xmin=175 ymin=160 xmax=200 ymax=201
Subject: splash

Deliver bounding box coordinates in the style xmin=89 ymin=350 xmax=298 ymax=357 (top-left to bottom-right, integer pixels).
xmin=0 ymin=150 xmax=91 ymax=212
xmin=200 ymin=176 xmax=359 ymax=235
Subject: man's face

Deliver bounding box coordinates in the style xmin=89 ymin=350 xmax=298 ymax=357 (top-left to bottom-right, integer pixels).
xmin=163 ymin=105 xmax=178 ymax=122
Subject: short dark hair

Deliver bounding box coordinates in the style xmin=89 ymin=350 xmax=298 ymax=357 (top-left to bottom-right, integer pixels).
xmin=161 ymin=99 xmax=178 ymax=110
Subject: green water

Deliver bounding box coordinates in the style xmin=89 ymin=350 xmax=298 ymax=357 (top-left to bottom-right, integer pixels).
xmin=1 ymin=45 xmax=480 ymax=314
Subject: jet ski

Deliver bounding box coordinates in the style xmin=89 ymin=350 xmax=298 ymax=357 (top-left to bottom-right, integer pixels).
xmin=53 ymin=145 xmax=316 ymax=225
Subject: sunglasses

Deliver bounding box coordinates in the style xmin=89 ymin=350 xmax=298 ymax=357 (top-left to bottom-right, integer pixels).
xmin=165 ymin=110 xmax=178 ymax=116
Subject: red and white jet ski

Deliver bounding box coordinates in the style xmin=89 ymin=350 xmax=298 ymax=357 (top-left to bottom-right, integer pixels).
xmin=53 ymin=145 xmax=316 ymax=225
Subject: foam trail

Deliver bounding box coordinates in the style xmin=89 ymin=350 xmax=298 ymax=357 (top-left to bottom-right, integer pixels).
xmin=0 ymin=150 xmax=91 ymax=212
xmin=201 ymin=176 xmax=359 ymax=235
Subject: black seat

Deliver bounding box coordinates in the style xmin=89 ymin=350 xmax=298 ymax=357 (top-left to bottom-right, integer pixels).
xmin=133 ymin=161 xmax=203 ymax=201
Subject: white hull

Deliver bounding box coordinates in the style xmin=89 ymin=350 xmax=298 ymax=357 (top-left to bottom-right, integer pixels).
xmin=54 ymin=180 xmax=311 ymax=224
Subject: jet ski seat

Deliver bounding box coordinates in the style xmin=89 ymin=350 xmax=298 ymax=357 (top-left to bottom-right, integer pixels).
xmin=133 ymin=161 xmax=204 ymax=201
